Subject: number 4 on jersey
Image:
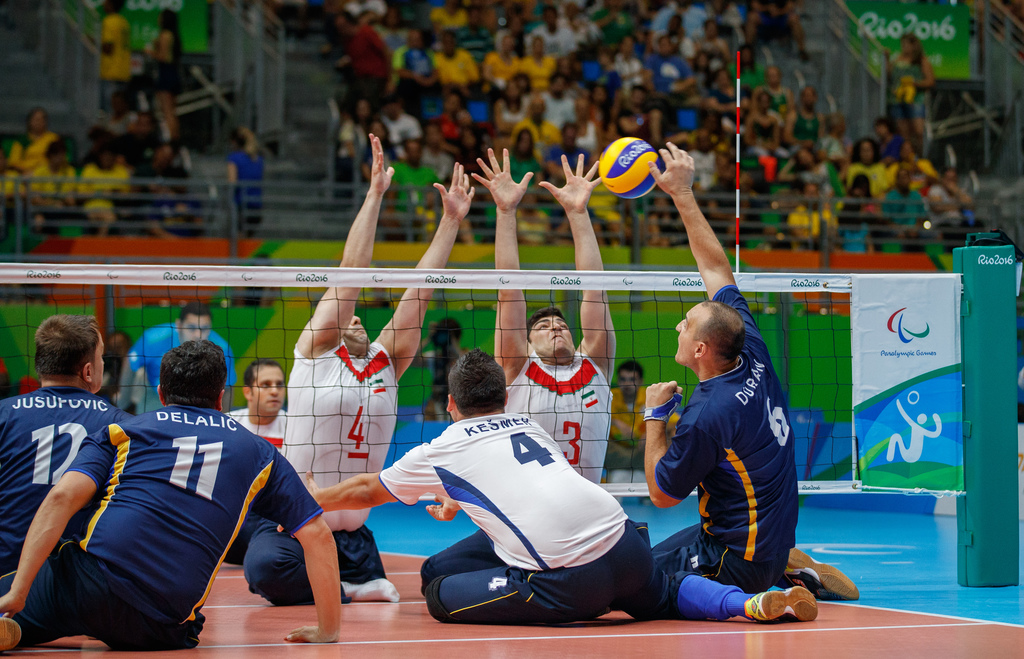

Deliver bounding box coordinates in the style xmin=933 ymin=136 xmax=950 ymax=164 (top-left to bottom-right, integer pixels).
xmin=510 ymin=432 xmax=554 ymax=467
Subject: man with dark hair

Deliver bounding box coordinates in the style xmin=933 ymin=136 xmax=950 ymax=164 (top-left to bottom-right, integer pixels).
xmin=606 ymin=360 xmax=678 ymax=484
xmin=301 ymin=348 xmax=817 ymax=626
xmin=0 ymin=316 xmax=131 ymax=575
xmin=242 ymin=138 xmax=476 ymax=607
xmin=126 ymin=301 xmax=236 ymax=413
xmin=476 ymin=148 xmax=615 ymax=485
xmin=642 ymin=143 xmax=859 ymax=602
xmin=0 ymin=340 xmax=342 ymax=650
xmin=229 ymin=358 xmax=286 ymax=448
xmin=419 ymin=318 xmax=466 ymax=421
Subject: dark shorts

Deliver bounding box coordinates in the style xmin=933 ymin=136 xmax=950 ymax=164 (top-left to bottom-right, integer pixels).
xmin=652 ymin=523 xmax=789 ymax=594
xmin=242 ymin=516 xmax=385 ymax=605
xmin=422 ymin=521 xmax=680 ymax=624
xmin=888 ymin=103 xmax=926 ymax=120
xmin=0 ymin=541 xmax=202 ymax=650
xmin=758 ymin=12 xmax=792 ymax=39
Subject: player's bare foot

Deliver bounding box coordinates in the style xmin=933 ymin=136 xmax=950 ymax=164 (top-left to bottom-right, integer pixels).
xmin=342 ymin=578 xmax=400 ymax=602
xmin=744 ymin=586 xmax=818 ymax=623
xmin=786 ymin=547 xmax=860 ymax=601
xmin=0 ymin=617 xmax=21 ymax=651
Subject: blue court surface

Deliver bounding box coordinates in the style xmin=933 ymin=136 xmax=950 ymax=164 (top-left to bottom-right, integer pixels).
xmin=367 ymin=498 xmax=1024 ymax=625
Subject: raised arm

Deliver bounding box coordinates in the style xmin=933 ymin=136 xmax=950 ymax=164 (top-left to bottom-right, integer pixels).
xmin=295 ymin=134 xmax=393 ymax=360
xmin=471 ymin=148 xmax=533 ymax=383
xmin=377 ymin=163 xmax=474 ymax=380
xmin=538 ymin=155 xmax=615 ymax=379
xmin=0 ymin=472 xmax=97 ymax=618
xmin=648 ymin=143 xmax=735 ymax=298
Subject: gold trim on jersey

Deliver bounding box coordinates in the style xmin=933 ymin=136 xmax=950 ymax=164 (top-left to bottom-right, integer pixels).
xmin=724 ymin=449 xmax=759 ymax=561
xmin=80 ymin=424 xmax=131 ymax=552
xmin=185 ymin=460 xmax=274 ymax=623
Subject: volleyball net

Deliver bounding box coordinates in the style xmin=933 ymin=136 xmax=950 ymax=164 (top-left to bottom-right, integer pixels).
xmin=0 ymin=263 xmax=966 ymax=497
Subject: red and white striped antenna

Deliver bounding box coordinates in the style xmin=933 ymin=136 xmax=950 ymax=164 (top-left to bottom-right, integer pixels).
xmin=735 ymin=51 xmax=741 ymax=275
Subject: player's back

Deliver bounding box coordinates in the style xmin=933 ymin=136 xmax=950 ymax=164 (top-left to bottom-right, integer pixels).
xmin=71 ymin=405 xmax=318 ymax=624
xmin=0 ymin=386 xmax=130 ymax=574
xmin=385 ymin=413 xmax=626 ymax=571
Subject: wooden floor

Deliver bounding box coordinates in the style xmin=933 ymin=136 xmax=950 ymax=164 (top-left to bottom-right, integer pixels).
xmin=8 ymin=554 xmax=1023 ymax=659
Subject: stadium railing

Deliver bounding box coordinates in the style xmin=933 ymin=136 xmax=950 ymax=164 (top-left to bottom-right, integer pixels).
xmin=0 ymin=176 xmax=1008 ymax=263
xmin=983 ymin=0 xmax=1024 ymax=179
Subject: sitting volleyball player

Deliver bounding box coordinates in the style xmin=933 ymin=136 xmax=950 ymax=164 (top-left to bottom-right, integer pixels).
xmin=0 ymin=341 xmax=341 ymax=650
xmin=0 ymin=315 xmax=130 ymax=576
xmin=641 ymin=143 xmax=859 ymax=601
xmin=228 ymin=358 xmax=287 ymax=447
xmin=301 ymin=349 xmax=818 ymax=626
xmin=242 ymin=136 xmax=477 ymax=605
xmin=419 ymin=150 xmax=615 ymax=589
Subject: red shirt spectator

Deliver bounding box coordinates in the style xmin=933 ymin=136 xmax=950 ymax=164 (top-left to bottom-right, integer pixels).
xmin=348 ymin=24 xmax=389 ymax=79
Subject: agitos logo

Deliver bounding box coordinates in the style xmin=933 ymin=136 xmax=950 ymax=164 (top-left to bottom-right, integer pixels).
xmin=887 ymin=308 xmax=930 ymax=343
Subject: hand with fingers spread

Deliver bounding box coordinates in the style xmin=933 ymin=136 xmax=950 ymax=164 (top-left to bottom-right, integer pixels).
xmin=367 ymin=133 xmax=395 ymax=197
xmin=648 ymin=142 xmax=695 ymax=199
xmin=471 ymin=148 xmax=534 ymax=213
xmin=538 ymin=154 xmax=601 ymax=214
xmin=434 ymin=162 xmax=475 ymax=224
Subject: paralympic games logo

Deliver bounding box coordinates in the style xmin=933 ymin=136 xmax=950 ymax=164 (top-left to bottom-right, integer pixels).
xmin=887 ymin=307 xmax=930 ymax=344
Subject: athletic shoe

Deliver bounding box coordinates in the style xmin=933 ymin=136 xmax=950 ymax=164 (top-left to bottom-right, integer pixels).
xmin=744 ymin=586 xmax=818 ymax=623
xmin=0 ymin=617 xmax=21 ymax=651
xmin=785 ymin=547 xmax=860 ymax=601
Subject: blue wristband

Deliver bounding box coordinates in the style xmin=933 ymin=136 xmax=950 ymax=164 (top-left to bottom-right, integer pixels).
xmin=644 ymin=392 xmax=682 ymax=422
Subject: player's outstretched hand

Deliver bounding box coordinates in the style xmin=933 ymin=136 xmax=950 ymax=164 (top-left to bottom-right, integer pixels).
xmin=648 ymin=142 xmax=695 ymax=198
xmin=304 ymin=471 xmax=321 ymax=499
xmin=471 ymin=148 xmax=533 ymax=213
xmin=433 ymin=162 xmax=475 ymax=222
xmin=0 ymin=590 xmax=26 ymax=620
xmin=425 ymin=495 xmax=461 ymax=522
xmin=538 ymin=154 xmax=600 ymax=214
xmin=285 ymin=625 xmax=339 ymax=643
xmin=368 ymin=133 xmax=395 ymax=197
xmin=646 ymin=381 xmax=683 ymax=408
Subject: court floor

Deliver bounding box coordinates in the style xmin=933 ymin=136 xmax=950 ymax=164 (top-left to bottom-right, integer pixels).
xmin=6 ymin=500 xmax=1023 ymax=658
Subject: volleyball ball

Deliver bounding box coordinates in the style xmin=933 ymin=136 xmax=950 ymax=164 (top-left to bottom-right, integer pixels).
xmin=598 ymin=138 xmax=660 ymax=199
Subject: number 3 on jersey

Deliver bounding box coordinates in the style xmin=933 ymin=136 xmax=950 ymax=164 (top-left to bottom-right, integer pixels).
xmin=562 ymin=421 xmax=581 ymax=465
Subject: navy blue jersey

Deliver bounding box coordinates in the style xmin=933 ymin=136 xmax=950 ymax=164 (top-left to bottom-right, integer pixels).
xmin=67 ymin=405 xmax=322 ymax=624
xmin=655 ymin=286 xmax=797 ymax=562
xmin=0 ymin=387 xmax=130 ymax=575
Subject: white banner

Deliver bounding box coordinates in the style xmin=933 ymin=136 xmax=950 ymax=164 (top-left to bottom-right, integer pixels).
xmin=852 ymin=274 xmax=964 ymax=492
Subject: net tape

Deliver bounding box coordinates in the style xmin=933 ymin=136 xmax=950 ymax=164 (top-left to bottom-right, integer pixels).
xmin=1 ymin=263 xmax=965 ymax=496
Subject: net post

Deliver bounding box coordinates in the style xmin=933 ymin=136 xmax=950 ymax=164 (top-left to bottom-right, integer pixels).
xmin=953 ymin=240 xmax=1020 ymax=587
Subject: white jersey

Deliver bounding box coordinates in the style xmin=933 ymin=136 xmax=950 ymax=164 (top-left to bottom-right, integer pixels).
xmin=380 ymin=413 xmax=626 ymax=570
xmin=283 ymin=341 xmax=398 ymax=531
xmin=227 ymin=408 xmax=288 ymax=448
xmin=505 ymin=352 xmax=612 ymax=483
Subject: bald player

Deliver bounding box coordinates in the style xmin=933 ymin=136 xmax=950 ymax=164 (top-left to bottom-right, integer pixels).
xmin=642 ymin=143 xmax=859 ymax=602
xmin=241 ymin=135 xmax=477 ymax=606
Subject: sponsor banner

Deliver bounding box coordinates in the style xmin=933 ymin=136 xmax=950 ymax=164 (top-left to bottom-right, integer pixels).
xmin=852 ymin=274 xmax=963 ymax=491
xmin=86 ymin=0 xmax=209 ymax=54
xmin=847 ymin=1 xmax=971 ymax=80
xmin=0 ymin=264 xmax=853 ymax=293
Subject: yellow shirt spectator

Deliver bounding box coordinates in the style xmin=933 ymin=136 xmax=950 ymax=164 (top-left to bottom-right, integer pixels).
xmin=79 ymin=162 xmax=131 ymax=210
xmin=8 ymin=132 xmax=60 ymax=175
xmin=430 ymin=4 xmax=467 ymax=30
xmin=886 ymin=158 xmax=939 ymax=192
xmin=1 ymin=169 xmax=19 ymax=200
xmin=435 ymin=48 xmax=480 ymax=87
xmin=787 ymin=203 xmax=837 ymax=240
xmin=482 ymin=51 xmax=520 ymax=90
xmin=100 ymin=12 xmax=132 ymax=82
xmin=845 ymin=162 xmax=888 ymax=198
xmin=511 ymin=117 xmax=561 ymax=151
xmin=29 ymin=163 xmax=76 ymax=203
xmin=517 ymin=55 xmax=557 ymax=91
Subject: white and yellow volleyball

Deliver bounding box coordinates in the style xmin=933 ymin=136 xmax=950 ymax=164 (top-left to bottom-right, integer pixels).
xmin=598 ymin=138 xmax=660 ymax=199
